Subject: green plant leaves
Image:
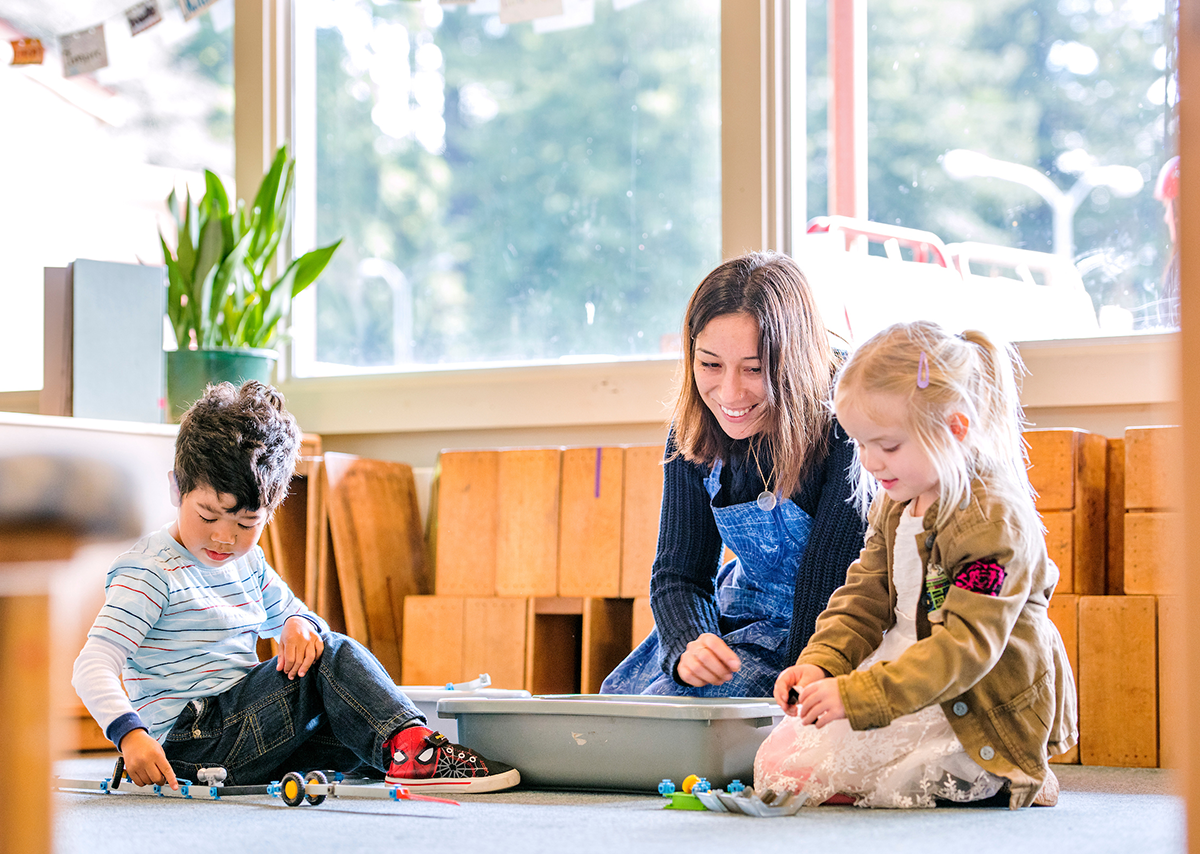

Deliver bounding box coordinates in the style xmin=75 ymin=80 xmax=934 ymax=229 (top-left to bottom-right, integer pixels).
xmin=158 ymin=143 xmax=340 ymax=351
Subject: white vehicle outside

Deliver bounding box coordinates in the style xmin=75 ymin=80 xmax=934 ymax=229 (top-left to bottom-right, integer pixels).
xmin=797 ymin=216 xmax=1105 ymax=347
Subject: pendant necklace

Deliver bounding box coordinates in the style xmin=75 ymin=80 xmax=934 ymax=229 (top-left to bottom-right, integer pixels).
xmin=749 ymin=438 xmax=777 ymax=512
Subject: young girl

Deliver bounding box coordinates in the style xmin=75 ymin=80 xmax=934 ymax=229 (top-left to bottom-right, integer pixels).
xmin=754 ymin=320 xmax=1077 ymax=810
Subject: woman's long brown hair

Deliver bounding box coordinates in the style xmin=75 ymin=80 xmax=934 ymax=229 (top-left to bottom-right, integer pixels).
xmin=671 ymin=251 xmax=837 ymax=496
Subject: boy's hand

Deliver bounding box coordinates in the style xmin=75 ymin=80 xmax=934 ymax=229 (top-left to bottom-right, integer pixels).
xmin=773 ymin=664 xmax=827 ymax=715
xmin=677 ymin=632 xmax=741 ymax=687
xmin=277 ymin=616 xmax=324 ymax=679
xmin=797 ymin=677 xmax=847 ymax=728
xmin=119 ymin=729 xmax=178 ymax=790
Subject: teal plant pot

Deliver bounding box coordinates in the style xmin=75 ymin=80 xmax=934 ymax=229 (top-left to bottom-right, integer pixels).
xmin=166 ymin=347 xmax=278 ymax=422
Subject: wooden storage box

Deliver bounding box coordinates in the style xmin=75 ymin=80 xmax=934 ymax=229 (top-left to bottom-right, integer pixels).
xmin=1024 ymin=428 xmax=1108 ymax=595
xmin=1077 ymin=595 xmax=1158 ymax=767
xmin=1122 ymin=426 xmax=1183 ymax=596
xmin=402 ymin=595 xmax=633 ymax=695
xmin=1046 ymin=593 xmax=1079 ymax=764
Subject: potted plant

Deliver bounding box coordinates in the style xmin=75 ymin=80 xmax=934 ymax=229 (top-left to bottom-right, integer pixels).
xmin=159 ymin=143 xmax=341 ymax=420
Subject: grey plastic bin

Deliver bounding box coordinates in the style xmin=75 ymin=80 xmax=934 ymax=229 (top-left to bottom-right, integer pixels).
xmin=400 ymin=684 xmax=531 ymax=741
xmin=438 ymin=694 xmax=785 ymax=792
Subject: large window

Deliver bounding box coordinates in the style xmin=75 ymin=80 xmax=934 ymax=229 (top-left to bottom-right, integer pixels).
xmin=0 ymin=3 xmax=234 ymax=392
xmin=291 ymin=0 xmax=720 ymax=376
xmin=796 ymin=0 xmax=1177 ymax=344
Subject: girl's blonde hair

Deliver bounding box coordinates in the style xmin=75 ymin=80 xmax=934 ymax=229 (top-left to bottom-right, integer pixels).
xmin=833 ymin=321 xmax=1037 ymax=533
xmin=672 ymin=251 xmax=838 ymax=497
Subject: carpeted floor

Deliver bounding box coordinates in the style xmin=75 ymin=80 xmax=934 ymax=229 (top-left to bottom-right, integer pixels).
xmin=53 ymin=754 xmax=1183 ymax=854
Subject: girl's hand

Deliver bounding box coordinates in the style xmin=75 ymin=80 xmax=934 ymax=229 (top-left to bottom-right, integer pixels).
xmin=277 ymin=616 xmax=325 ymax=679
xmin=677 ymin=633 xmax=741 ymax=687
xmin=798 ymin=677 xmax=846 ymax=728
xmin=773 ymin=664 xmax=827 ymax=715
xmin=119 ymin=728 xmax=178 ymax=790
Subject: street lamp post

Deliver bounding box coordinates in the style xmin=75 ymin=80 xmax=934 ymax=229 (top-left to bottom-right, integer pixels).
xmin=941 ymin=148 xmax=1144 ymax=259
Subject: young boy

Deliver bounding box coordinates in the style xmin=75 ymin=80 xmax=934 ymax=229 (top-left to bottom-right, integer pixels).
xmin=72 ymin=381 xmax=519 ymax=793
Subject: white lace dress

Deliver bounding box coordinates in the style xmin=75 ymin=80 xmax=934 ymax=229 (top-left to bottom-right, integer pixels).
xmin=753 ymin=510 xmax=1007 ymax=808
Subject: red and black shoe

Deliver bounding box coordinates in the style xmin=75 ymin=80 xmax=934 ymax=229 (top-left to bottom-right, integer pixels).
xmin=385 ymin=728 xmax=520 ymax=793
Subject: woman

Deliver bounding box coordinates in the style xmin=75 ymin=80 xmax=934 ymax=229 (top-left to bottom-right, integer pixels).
xmin=601 ymin=251 xmax=867 ymax=697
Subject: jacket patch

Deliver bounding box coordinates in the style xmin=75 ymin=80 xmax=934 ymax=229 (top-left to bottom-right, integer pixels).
xmin=956 ymin=561 xmax=1006 ymax=596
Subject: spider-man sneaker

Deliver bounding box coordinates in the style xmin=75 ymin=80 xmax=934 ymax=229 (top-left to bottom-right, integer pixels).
xmin=385 ymin=727 xmax=520 ymax=793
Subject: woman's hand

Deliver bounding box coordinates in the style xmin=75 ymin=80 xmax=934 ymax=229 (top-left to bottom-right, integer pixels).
xmin=772 ymin=663 xmax=827 ymax=715
xmin=797 ymin=677 xmax=846 ymax=728
xmin=119 ymin=728 xmax=178 ymax=790
xmin=677 ymin=632 xmax=741 ymax=686
xmin=277 ymin=616 xmax=325 ymax=679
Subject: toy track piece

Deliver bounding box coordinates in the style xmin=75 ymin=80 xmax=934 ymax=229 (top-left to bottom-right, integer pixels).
xmin=279 ymin=771 xmax=307 ymax=807
xmin=304 ymin=770 xmax=328 ymax=806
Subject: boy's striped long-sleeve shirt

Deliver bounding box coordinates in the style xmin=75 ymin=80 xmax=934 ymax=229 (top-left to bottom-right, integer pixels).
xmin=72 ymin=527 xmax=327 ymax=745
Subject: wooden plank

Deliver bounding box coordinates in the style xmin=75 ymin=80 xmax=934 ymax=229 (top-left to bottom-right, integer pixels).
xmin=1078 ymin=595 xmax=1157 ymax=767
xmin=495 ymin=448 xmax=561 ymax=597
xmin=621 ymin=444 xmax=664 ymax=598
xmin=1047 ymin=594 xmax=1079 ymax=765
xmin=533 ymin=597 xmax=584 ymax=615
xmin=580 ymin=598 xmax=634 ymax=694
xmin=1040 ymin=511 xmax=1074 ymax=594
xmin=266 ymin=473 xmax=309 ymax=598
xmin=401 ymin=596 xmax=464 ymax=685
xmin=631 ymin=596 xmax=656 ymax=648
xmin=463 ymin=598 xmax=527 ymax=690
xmin=431 ymin=450 xmax=499 ymax=596
xmin=297 ymin=433 xmax=323 ymax=477
xmin=1025 ymin=429 xmax=1077 ymax=511
xmin=558 ymin=447 xmax=624 ymax=597
xmin=319 ymin=461 xmax=361 ymax=640
xmin=1071 ymin=431 xmax=1108 ymax=596
xmin=0 ymin=595 xmax=52 ymax=854
xmin=324 ymin=452 xmax=433 ymax=683
xmin=311 ymin=464 xmax=346 ymax=634
xmin=1123 ymin=511 xmax=1183 ymax=595
xmin=1106 ymin=438 xmax=1125 ymax=595
xmin=1158 ymin=596 xmax=1183 ymax=769
xmin=1124 ymin=425 xmax=1183 ymax=510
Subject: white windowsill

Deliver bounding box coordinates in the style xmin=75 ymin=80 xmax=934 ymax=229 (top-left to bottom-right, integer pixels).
xmin=274 ymin=332 xmax=1181 ymax=436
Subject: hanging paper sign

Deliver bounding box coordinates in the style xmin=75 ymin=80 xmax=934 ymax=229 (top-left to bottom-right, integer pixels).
xmin=177 ymin=0 xmax=222 ymax=22
xmin=499 ymin=0 xmax=564 ymax=25
xmin=10 ymin=38 xmax=44 ymax=65
xmin=61 ymin=25 xmax=108 ymax=78
xmin=126 ymin=1 xmax=163 ymax=36
xmin=533 ymin=0 xmax=594 ymax=33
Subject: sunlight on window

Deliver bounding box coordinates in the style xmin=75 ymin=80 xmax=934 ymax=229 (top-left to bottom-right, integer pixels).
xmin=0 ymin=3 xmax=233 ymax=392
xmin=796 ymin=0 xmax=1178 ymax=346
xmin=290 ymin=0 xmax=720 ymax=375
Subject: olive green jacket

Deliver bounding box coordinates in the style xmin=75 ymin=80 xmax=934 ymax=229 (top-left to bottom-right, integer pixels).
xmin=797 ymin=480 xmax=1078 ymax=809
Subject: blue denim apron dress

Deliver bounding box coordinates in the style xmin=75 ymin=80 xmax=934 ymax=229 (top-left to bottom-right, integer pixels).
xmin=600 ymin=458 xmax=813 ymax=697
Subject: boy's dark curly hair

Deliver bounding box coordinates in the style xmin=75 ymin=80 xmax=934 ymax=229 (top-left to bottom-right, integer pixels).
xmin=173 ymin=381 xmax=301 ymax=516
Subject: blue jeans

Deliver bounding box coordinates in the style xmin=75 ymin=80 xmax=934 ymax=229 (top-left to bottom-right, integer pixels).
xmin=163 ymin=633 xmax=423 ymax=785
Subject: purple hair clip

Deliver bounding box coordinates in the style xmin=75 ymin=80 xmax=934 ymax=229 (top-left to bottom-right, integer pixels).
xmin=917 ymin=351 xmax=930 ymax=388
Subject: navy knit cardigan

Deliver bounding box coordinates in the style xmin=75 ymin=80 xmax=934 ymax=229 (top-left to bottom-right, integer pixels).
xmin=648 ymin=419 xmax=866 ymax=682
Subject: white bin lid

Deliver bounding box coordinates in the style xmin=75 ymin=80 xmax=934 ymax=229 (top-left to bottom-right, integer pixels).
xmin=438 ymin=694 xmax=780 ymax=721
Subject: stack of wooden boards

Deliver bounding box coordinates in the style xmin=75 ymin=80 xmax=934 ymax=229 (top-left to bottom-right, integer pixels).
xmin=63 ymin=426 xmax=1185 ymax=770
xmin=402 ymin=445 xmax=664 ymax=694
xmin=1024 ymin=426 xmax=1181 ymax=769
xmin=400 ymin=428 xmax=1184 ymax=769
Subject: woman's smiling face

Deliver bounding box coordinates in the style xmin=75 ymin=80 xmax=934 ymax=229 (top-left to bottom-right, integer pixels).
xmin=693 ymin=312 xmax=767 ymax=440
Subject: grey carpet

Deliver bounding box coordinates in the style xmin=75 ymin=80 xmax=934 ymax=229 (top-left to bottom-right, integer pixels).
xmin=53 ymin=755 xmax=1182 ymax=854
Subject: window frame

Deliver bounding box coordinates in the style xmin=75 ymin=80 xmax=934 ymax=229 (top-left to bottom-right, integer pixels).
xmin=236 ymin=0 xmax=1178 ymax=436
